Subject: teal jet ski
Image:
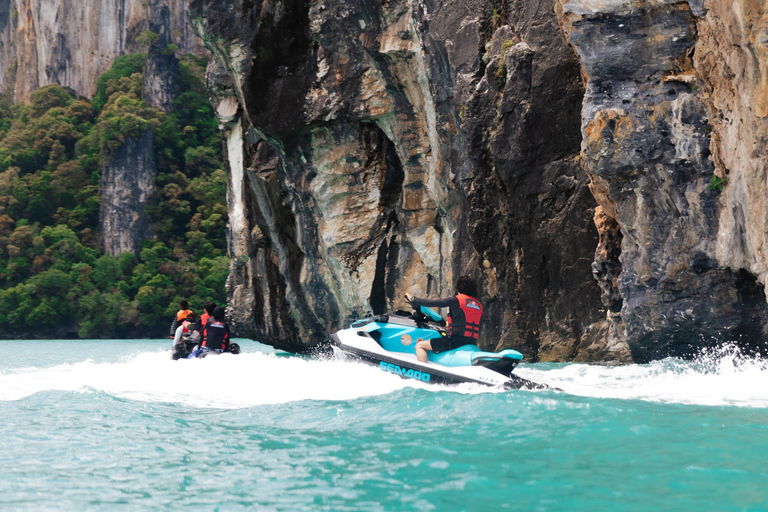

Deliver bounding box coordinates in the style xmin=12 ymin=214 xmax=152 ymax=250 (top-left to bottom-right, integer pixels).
xmin=330 ymin=305 xmax=547 ymax=390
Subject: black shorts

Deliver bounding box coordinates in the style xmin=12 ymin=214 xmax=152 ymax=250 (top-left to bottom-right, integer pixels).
xmin=430 ymin=336 xmax=476 ymax=354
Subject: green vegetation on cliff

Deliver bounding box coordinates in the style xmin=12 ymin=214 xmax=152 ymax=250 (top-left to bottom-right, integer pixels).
xmin=0 ymin=54 xmax=228 ymax=338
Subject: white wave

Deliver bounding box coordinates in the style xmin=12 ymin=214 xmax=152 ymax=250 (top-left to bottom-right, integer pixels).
xmin=0 ymin=346 xmax=432 ymax=408
xmin=5 ymin=341 xmax=768 ymax=408
xmin=516 ymin=345 xmax=768 ymax=408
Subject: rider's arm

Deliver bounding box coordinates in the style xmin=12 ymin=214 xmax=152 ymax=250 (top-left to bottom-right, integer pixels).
xmin=411 ymin=296 xmax=454 ymax=308
xmin=172 ymin=325 xmax=184 ymax=346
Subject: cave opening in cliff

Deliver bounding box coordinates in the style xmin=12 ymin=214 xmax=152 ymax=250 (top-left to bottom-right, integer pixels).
xmin=732 ymin=269 xmax=768 ymax=358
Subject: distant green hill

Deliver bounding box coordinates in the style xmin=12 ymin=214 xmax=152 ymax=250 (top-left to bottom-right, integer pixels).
xmin=0 ymin=53 xmax=229 ymax=338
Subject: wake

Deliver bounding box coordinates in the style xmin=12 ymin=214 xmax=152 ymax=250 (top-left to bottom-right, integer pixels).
xmin=516 ymin=344 xmax=768 ymax=408
xmin=0 ymin=346 xmax=429 ymax=408
xmin=4 ymin=342 xmax=768 ymax=408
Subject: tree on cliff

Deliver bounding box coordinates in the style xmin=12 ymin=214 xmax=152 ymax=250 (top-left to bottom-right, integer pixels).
xmin=0 ymin=53 xmax=228 ymax=338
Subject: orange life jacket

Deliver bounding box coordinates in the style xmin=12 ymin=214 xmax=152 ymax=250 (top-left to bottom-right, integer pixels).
xmin=176 ymin=309 xmax=193 ymax=322
xmin=200 ymin=313 xmax=210 ymax=326
xmin=447 ymin=294 xmax=483 ymax=340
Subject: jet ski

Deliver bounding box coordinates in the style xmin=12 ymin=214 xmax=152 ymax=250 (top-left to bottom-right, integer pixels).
xmin=330 ymin=305 xmax=547 ymax=390
xmin=171 ymin=338 xmax=241 ymax=360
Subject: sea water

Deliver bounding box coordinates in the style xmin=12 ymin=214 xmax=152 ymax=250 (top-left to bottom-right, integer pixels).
xmin=1 ymin=340 xmax=767 ymax=511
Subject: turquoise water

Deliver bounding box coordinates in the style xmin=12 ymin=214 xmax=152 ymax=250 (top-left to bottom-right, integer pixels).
xmin=2 ymin=340 xmax=768 ymax=511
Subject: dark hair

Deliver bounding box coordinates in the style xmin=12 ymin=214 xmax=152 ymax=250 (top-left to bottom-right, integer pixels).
xmin=183 ymin=311 xmax=197 ymax=322
xmin=204 ymin=301 xmax=217 ymax=315
xmin=213 ymin=306 xmax=226 ymax=321
xmin=180 ymin=299 xmax=189 ymax=310
xmin=456 ymin=275 xmax=478 ymax=298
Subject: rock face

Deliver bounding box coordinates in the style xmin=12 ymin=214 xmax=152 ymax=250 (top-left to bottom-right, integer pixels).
xmin=186 ymin=0 xmax=626 ymax=359
xmin=143 ymin=0 xmax=179 ymax=111
xmin=100 ymin=128 xmax=157 ymax=256
xmin=0 ymin=0 xmax=204 ymax=102
xmin=556 ymin=0 xmax=768 ymax=362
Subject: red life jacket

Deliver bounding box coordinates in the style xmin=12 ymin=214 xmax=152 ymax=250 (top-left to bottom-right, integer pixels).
xmin=200 ymin=313 xmax=210 ymax=326
xmin=447 ymin=294 xmax=483 ymax=340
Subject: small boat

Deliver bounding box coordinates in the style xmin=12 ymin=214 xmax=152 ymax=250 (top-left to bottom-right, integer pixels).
xmin=330 ymin=306 xmax=547 ymax=390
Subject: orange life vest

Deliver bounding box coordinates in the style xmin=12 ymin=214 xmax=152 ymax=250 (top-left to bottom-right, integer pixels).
xmin=447 ymin=294 xmax=483 ymax=340
xmin=176 ymin=309 xmax=193 ymax=322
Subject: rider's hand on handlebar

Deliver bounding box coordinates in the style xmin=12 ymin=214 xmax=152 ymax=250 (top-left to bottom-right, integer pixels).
xmin=404 ymin=293 xmax=413 ymax=304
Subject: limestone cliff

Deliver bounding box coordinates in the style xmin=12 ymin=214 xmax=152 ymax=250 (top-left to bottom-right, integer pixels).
xmin=0 ymin=0 xmax=204 ymax=102
xmin=556 ymin=0 xmax=768 ymax=362
xmin=186 ymin=0 xmax=625 ymax=360
xmin=143 ymin=0 xmax=180 ymax=111
xmin=99 ymin=128 xmax=157 ymax=257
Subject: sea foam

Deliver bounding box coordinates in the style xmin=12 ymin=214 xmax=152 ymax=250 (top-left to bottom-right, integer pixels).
xmin=516 ymin=344 xmax=768 ymax=408
xmin=0 ymin=345 xmax=425 ymax=407
xmin=3 ymin=342 xmax=768 ymax=408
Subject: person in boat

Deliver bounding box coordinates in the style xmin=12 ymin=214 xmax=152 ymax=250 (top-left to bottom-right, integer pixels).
xmin=192 ymin=301 xmax=216 ymax=332
xmin=405 ymin=275 xmax=483 ymax=363
xmin=169 ymin=299 xmax=194 ymax=337
xmin=188 ymin=306 xmax=230 ymax=358
xmin=172 ymin=311 xmax=198 ymax=348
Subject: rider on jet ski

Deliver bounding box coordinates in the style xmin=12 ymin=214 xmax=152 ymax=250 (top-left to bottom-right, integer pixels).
xmin=405 ymin=275 xmax=483 ymax=363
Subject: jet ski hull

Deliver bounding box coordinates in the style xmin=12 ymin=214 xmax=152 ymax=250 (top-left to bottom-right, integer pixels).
xmin=172 ymin=341 xmax=241 ymax=360
xmin=331 ymin=316 xmax=547 ymax=390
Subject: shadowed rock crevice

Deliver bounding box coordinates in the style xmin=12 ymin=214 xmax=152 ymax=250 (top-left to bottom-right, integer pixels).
xmin=592 ymin=204 xmax=623 ymax=314
xmin=369 ymin=237 xmax=400 ymax=315
xmin=362 ymin=125 xmax=405 ymax=315
xmin=376 ymin=130 xmax=405 ymax=209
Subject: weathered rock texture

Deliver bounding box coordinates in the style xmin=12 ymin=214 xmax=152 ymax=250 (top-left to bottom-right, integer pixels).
xmin=0 ymin=0 xmax=205 ymax=102
xmin=143 ymin=0 xmax=180 ymax=111
xmin=556 ymin=0 xmax=768 ymax=362
xmin=186 ymin=0 xmax=628 ymax=360
xmin=98 ymin=2 xmax=179 ymax=258
xmin=100 ymin=128 xmax=157 ymax=256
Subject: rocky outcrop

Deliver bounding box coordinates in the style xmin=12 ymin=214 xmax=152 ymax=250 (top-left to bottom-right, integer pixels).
xmin=0 ymin=0 xmax=204 ymax=102
xmin=556 ymin=0 xmax=768 ymax=362
xmin=186 ymin=0 xmax=626 ymax=360
xmin=696 ymin=1 xmax=768 ymax=303
xmin=99 ymin=128 xmax=157 ymax=256
xmin=143 ymin=0 xmax=179 ymax=111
